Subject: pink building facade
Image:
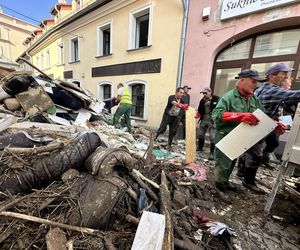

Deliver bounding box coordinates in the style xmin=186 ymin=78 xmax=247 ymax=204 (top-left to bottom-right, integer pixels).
xmin=182 ymin=0 xmax=300 ymax=108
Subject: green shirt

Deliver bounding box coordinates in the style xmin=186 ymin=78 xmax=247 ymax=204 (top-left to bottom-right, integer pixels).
xmin=212 ymin=87 xmax=264 ymax=135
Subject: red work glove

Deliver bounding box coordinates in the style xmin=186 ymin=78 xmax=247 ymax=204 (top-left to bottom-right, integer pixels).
xmin=274 ymin=121 xmax=287 ymax=135
xmin=222 ymin=112 xmax=260 ymax=126
xmin=176 ymin=103 xmax=189 ymax=111
xmin=195 ymin=112 xmax=201 ymax=119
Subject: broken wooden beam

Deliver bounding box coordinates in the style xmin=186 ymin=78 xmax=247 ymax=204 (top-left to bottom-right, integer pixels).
xmin=160 ymin=170 xmax=174 ymax=250
xmin=0 ymin=211 xmax=104 ymax=236
xmin=5 ymin=142 xmax=64 ymax=155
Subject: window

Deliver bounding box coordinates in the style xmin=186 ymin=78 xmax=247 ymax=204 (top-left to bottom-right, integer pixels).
xmin=97 ymin=82 xmax=112 ymax=101
xmin=70 ymin=37 xmax=79 ymax=62
xmin=213 ymin=28 xmax=300 ymax=95
xmin=253 ymin=29 xmax=300 ymax=58
xmin=0 ymin=46 xmax=3 ymax=58
xmin=129 ymin=5 xmax=152 ymax=50
xmin=36 ymin=56 xmax=39 ymax=68
xmin=57 ymin=42 xmax=64 ymax=65
xmin=131 ymin=84 xmax=145 ymax=118
xmin=45 ymin=50 xmax=50 ymax=69
xmin=216 ymin=39 xmax=251 ymax=62
xmin=97 ymin=21 xmax=112 ymax=56
xmin=41 ymin=53 xmax=44 ymax=69
xmin=75 ymin=0 xmax=82 ymax=10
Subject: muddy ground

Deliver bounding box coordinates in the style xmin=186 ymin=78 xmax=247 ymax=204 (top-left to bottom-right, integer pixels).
xmin=0 ymin=136 xmax=299 ymax=250
xmin=195 ymin=148 xmax=300 ymax=250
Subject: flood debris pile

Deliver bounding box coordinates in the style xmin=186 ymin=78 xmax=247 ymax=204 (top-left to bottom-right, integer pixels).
xmin=0 ymin=72 xmax=299 ymax=250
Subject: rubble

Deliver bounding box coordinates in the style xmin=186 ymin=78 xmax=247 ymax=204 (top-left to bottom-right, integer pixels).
xmin=0 ymin=68 xmax=299 ymax=250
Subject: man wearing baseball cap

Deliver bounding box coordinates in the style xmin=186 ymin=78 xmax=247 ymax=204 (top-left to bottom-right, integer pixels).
xmin=212 ymin=69 xmax=268 ymax=193
xmin=195 ymin=86 xmax=219 ymax=160
xmin=254 ymin=63 xmax=300 ymax=166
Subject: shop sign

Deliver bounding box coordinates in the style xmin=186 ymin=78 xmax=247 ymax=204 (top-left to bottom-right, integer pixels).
xmin=221 ymin=0 xmax=297 ymax=20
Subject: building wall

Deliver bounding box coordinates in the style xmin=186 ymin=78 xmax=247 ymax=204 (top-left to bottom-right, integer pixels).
xmin=27 ymin=0 xmax=183 ymax=127
xmin=0 ymin=12 xmax=37 ymax=71
xmin=182 ymin=0 xmax=300 ymax=108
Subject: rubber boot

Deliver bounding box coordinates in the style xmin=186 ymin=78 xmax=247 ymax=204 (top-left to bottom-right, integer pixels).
xmin=242 ymin=168 xmax=265 ymax=194
xmin=208 ymin=143 xmax=215 ymax=160
xmin=237 ymin=157 xmax=245 ymax=178
xmin=197 ymin=138 xmax=205 ymax=151
xmin=167 ymin=135 xmax=173 ymax=151
xmin=262 ymin=151 xmax=271 ymax=166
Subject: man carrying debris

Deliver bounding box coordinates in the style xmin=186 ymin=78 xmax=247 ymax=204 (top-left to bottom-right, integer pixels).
xmin=195 ymin=87 xmax=219 ymax=160
xmin=113 ymin=83 xmax=132 ymax=132
xmin=254 ymin=63 xmax=300 ymax=166
xmin=212 ymin=69 xmax=268 ymax=193
xmin=178 ymin=85 xmax=191 ymax=139
xmin=155 ymin=87 xmax=188 ymax=150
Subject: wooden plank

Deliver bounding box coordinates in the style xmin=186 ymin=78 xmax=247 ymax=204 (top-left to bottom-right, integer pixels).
xmin=0 ymin=115 xmax=17 ymax=133
xmin=185 ymin=107 xmax=196 ymax=163
xmin=216 ymin=109 xmax=277 ymax=160
xmin=131 ymin=211 xmax=165 ymax=250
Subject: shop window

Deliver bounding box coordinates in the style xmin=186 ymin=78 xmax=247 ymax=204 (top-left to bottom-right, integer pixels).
xmin=129 ymin=5 xmax=152 ymax=50
xmin=131 ymin=84 xmax=145 ymax=118
xmin=57 ymin=42 xmax=64 ymax=65
xmin=97 ymin=21 xmax=112 ymax=56
xmin=70 ymin=37 xmax=80 ymax=62
xmin=253 ymin=29 xmax=300 ymax=58
xmin=217 ymin=39 xmax=251 ymax=62
xmin=214 ymin=68 xmax=242 ymax=97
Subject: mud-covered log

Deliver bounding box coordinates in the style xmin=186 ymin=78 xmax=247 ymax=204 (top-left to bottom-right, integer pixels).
xmin=160 ymin=170 xmax=174 ymax=250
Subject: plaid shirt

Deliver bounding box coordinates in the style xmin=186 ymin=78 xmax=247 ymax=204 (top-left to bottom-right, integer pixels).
xmin=254 ymin=82 xmax=300 ymax=119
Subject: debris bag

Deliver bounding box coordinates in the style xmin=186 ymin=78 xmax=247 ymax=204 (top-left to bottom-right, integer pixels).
xmin=84 ymin=147 xmax=138 ymax=178
xmin=0 ymin=132 xmax=102 ymax=197
xmin=1 ymin=75 xmax=35 ymax=96
xmin=48 ymin=87 xmax=84 ymax=110
xmin=0 ymin=132 xmax=48 ymax=150
xmin=66 ymin=173 xmax=128 ymax=229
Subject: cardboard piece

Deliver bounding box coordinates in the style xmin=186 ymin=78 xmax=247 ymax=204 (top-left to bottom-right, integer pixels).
xmin=216 ymin=109 xmax=277 ymax=160
xmin=131 ymin=211 xmax=165 ymax=250
xmin=16 ymin=86 xmax=54 ymax=116
xmin=185 ymin=107 xmax=196 ymax=163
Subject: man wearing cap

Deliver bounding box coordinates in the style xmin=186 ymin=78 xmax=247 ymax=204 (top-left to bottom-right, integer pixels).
xmin=254 ymin=63 xmax=300 ymax=166
xmin=195 ymin=87 xmax=219 ymax=159
xmin=178 ymin=85 xmax=191 ymax=139
xmin=212 ymin=69 xmax=267 ymax=193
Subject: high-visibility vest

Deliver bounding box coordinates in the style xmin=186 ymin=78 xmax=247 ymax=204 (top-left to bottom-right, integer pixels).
xmin=120 ymin=87 xmax=132 ymax=104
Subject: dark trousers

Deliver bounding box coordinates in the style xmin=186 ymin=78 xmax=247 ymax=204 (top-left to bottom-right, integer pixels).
xmin=215 ymin=129 xmax=263 ymax=184
xmin=157 ymin=113 xmax=180 ymax=146
xmin=264 ymin=131 xmax=279 ymax=153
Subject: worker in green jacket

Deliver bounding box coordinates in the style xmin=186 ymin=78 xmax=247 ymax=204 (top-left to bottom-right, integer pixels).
xmin=113 ymin=83 xmax=132 ymax=132
xmin=212 ymin=69 xmax=268 ymax=194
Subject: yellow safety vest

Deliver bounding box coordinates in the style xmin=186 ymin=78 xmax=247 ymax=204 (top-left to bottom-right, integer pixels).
xmin=120 ymin=87 xmax=132 ymax=104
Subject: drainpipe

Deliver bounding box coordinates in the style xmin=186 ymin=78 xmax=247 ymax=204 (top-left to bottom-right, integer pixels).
xmin=176 ymin=0 xmax=189 ymax=87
